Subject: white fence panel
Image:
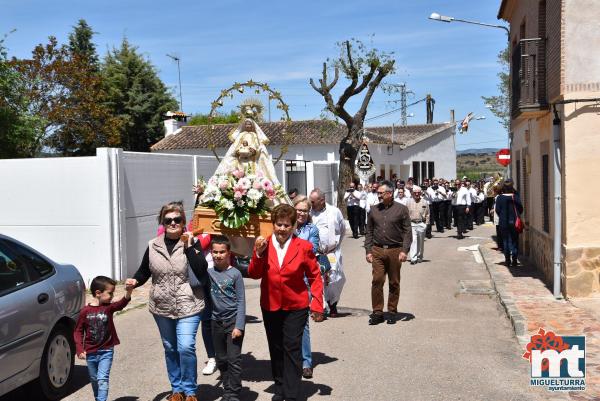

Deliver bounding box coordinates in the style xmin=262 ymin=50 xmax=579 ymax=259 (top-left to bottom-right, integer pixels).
xmin=0 ymin=152 xmax=114 ymax=284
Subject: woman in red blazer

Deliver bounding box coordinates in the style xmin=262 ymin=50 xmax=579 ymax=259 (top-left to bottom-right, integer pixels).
xmin=248 ymin=204 xmax=324 ymax=401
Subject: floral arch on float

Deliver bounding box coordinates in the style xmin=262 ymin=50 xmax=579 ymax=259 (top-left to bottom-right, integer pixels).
xmin=192 ymin=81 xmax=294 ymax=249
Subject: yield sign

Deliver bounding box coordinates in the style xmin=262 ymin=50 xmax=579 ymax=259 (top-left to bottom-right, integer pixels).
xmin=496 ymin=148 xmax=511 ymax=167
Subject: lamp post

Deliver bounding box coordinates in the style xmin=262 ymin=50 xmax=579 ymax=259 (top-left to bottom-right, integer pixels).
xmin=167 ymin=54 xmax=183 ymax=112
xmin=429 ymin=12 xmax=511 ymax=178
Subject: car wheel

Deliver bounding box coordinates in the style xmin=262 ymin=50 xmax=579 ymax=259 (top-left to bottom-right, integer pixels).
xmin=38 ymin=324 xmax=75 ymax=400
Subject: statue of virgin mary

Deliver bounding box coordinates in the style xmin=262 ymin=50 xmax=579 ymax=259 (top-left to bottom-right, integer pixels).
xmin=214 ymin=116 xmax=289 ymax=205
xmin=207 ymin=115 xmax=290 ymax=256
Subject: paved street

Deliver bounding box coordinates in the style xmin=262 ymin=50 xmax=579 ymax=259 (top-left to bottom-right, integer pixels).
xmin=4 ymin=224 xmax=549 ymax=401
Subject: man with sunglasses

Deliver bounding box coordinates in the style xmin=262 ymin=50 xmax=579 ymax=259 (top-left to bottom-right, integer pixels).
xmin=364 ymin=181 xmax=412 ymax=325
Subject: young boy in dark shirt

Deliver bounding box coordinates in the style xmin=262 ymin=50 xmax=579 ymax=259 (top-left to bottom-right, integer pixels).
xmin=208 ymin=236 xmax=246 ymax=401
xmin=73 ymin=276 xmax=133 ymax=401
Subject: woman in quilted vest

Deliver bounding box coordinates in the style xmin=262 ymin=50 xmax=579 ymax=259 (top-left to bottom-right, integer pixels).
xmin=126 ymin=202 xmax=207 ymax=401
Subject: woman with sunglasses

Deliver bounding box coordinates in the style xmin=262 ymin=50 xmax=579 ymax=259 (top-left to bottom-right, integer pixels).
xmin=126 ymin=202 xmax=208 ymax=401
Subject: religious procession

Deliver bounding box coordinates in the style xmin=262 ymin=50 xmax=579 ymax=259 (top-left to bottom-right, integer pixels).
xmin=4 ymin=1 xmax=600 ymax=401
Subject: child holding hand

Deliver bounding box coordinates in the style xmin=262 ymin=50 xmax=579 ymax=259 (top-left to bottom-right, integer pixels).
xmin=73 ymin=276 xmax=134 ymax=401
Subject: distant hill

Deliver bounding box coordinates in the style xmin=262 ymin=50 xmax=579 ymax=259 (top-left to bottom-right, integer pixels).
xmin=456 ymin=149 xmax=504 ymax=180
xmin=457 ymin=147 xmax=500 ymax=155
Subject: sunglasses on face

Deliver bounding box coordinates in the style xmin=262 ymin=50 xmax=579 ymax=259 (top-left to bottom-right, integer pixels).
xmin=163 ymin=217 xmax=183 ymax=225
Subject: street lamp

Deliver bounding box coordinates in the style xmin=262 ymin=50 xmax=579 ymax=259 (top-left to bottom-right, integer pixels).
xmin=167 ymin=54 xmax=184 ymax=112
xmin=429 ymin=12 xmax=509 ymax=35
xmin=429 ymin=12 xmax=511 ymax=177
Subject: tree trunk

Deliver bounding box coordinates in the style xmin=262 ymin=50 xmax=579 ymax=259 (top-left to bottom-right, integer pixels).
xmin=336 ymin=125 xmax=362 ymax=217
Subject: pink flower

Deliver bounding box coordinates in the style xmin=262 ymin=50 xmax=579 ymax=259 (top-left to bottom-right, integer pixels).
xmin=261 ymin=179 xmax=273 ymax=191
xmin=234 ymin=191 xmax=243 ymax=200
xmin=252 ymin=180 xmax=262 ymax=190
xmin=238 ymin=177 xmax=251 ymax=190
xmin=257 ymin=170 xmax=264 ymax=178
xmin=218 ymin=180 xmax=229 ymax=190
xmin=232 ymin=169 xmax=245 ymax=179
xmin=266 ymin=188 xmax=275 ymax=198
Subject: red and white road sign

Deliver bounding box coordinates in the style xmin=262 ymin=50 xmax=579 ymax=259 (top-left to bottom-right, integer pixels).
xmin=496 ymin=148 xmax=511 ymax=167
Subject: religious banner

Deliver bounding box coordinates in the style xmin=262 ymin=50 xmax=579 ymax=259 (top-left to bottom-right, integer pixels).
xmin=354 ymin=141 xmax=376 ymax=181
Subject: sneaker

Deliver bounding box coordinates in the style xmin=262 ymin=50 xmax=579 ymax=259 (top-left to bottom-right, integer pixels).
xmin=202 ymin=358 xmax=217 ymax=375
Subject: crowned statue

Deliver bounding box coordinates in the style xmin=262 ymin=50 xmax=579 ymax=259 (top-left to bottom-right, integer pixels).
xmin=213 ymin=109 xmax=287 ymax=207
xmin=194 ymin=101 xmax=290 ymax=256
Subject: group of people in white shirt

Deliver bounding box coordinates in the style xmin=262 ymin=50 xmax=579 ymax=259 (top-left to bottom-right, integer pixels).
xmin=345 ymin=177 xmax=491 ymax=242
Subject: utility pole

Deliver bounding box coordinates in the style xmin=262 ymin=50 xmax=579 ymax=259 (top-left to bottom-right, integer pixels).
xmin=388 ymin=83 xmax=414 ymax=126
xmin=166 ymin=54 xmax=183 ymax=112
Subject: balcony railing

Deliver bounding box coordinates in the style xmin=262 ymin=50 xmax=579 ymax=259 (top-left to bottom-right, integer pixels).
xmin=511 ymin=39 xmax=548 ymax=117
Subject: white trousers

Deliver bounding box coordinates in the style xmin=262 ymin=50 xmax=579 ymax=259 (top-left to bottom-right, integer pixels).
xmin=410 ymin=222 xmax=427 ymax=262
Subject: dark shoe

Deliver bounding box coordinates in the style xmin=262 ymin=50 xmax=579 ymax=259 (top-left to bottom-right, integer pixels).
xmin=512 ymin=257 xmax=519 ymax=267
xmin=386 ymin=317 xmax=397 ymax=325
xmin=505 ymin=257 xmax=511 ymax=266
xmin=368 ymin=313 xmax=384 ymax=325
xmin=302 ymin=367 xmax=313 ymax=379
xmin=272 ymin=395 xmax=284 ymax=401
xmin=167 ymin=393 xmax=185 ymax=401
xmin=410 ymin=260 xmax=416 ymax=265
xmin=457 ymin=235 xmax=464 ymax=240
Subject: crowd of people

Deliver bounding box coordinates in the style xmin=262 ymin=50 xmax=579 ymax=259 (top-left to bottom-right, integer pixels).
xmin=73 ymin=176 xmax=522 ymax=401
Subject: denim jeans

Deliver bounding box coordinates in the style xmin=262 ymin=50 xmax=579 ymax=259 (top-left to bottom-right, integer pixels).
xmin=86 ymin=348 xmax=114 ymax=401
xmin=500 ymin=226 xmax=519 ymax=258
xmin=153 ymin=313 xmax=201 ymax=396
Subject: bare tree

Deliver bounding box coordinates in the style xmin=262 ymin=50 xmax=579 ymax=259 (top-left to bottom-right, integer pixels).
xmin=310 ymin=39 xmax=395 ymax=208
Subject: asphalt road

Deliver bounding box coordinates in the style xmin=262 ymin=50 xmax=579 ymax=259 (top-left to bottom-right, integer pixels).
xmin=4 ymin=223 xmax=550 ymax=401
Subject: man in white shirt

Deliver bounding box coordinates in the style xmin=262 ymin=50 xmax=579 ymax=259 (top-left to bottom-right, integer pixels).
xmin=365 ymin=182 xmax=380 ymax=215
xmin=426 ymin=178 xmax=447 ymax=233
xmin=453 ymin=179 xmax=471 ymax=239
xmin=343 ymin=182 xmax=362 ymax=239
xmin=394 ymin=187 xmax=408 ymax=205
xmin=310 ymin=188 xmax=346 ymax=317
xmin=357 ymin=184 xmax=367 ymax=236
xmin=466 ymin=180 xmax=478 ymax=230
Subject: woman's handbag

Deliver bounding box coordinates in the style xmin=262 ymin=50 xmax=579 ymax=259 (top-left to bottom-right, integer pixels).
xmin=513 ymin=201 xmax=524 ymax=234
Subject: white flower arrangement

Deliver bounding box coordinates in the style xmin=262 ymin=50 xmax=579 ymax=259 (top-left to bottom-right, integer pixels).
xmin=197 ymin=166 xmax=284 ymax=229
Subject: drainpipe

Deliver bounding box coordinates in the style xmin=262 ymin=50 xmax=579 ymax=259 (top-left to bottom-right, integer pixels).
xmin=552 ymin=106 xmax=562 ymax=299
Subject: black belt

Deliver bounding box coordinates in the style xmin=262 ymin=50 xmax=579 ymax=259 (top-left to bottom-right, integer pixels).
xmin=374 ymin=243 xmax=401 ymax=249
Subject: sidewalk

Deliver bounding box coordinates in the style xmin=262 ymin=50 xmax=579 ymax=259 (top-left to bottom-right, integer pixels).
xmin=477 ymin=225 xmax=600 ymax=400
xmin=85 ymin=281 xmax=152 ymax=314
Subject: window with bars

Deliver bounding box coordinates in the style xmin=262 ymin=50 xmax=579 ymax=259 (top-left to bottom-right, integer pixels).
xmin=412 ymin=161 xmax=420 ymax=183
xmin=542 ymin=154 xmax=550 ymax=233
xmin=516 ymin=159 xmax=521 ymax=194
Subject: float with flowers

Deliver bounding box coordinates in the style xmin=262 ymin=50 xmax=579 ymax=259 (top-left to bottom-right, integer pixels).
xmin=191 ymin=81 xmax=293 ymax=243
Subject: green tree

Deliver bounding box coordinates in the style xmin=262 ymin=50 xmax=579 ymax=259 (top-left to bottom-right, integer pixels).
xmin=310 ymin=39 xmax=395 ymax=208
xmin=188 ymin=111 xmax=241 ymax=125
xmin=482 ymin=46 xmax=509 ymax=132
xmin=68 ymin=19 xmax=99 ymax=69
xmin=0 ymin=33 xmax=44 ymax=158
xmin=14 ymin=28 xmax=121 ymax=156
xmin=103 ymin=38 xmax=178 ymax=151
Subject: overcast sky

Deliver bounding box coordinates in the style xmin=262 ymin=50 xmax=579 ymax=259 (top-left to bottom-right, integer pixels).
xmin=2 ymin=0 xmax=509 ymax=150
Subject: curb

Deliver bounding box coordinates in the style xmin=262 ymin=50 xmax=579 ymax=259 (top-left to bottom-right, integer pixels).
xmin=477 ymin=244 xmax=529 ymax=345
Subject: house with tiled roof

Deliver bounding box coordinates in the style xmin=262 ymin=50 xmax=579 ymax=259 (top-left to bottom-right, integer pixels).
xmin=151 ymin=117 xmax=456 ymax=198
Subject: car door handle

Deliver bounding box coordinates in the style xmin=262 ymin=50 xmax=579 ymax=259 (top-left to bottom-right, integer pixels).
xmin=37 ymin=293 xmax=49 ymax=304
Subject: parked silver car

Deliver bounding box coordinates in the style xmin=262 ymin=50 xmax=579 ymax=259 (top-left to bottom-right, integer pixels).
xmin=0 ymin=234 xmax=85 ymax=400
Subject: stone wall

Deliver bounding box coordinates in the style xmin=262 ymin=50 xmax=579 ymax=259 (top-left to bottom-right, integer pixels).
xmin=528 ymin=226 xmax=554 ymax=285
xmin=564 ymin=245 xmax=600 ymax=297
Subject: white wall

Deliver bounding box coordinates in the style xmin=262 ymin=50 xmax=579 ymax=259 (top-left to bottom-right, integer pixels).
xmin=0 ymin=150 xmax=116 ymax=285
xmin=0 ymin=149 xmax=220 ymax=283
